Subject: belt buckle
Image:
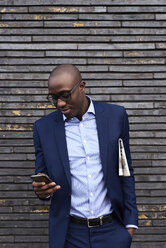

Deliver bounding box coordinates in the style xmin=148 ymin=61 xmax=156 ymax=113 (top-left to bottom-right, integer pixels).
xmin=100 ymin=215 xmax=103 ymax=225
xmin=87 ymin=216 xmax=103 ymax=228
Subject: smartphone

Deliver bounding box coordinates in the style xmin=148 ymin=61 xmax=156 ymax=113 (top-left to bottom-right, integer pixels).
xmin=31 ymin=173 xmax=52 ymax=184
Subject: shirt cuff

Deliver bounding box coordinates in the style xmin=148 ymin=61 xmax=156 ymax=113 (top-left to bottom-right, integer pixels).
xmin=125 ymin=224 xmax=138 ymax=229
xmin=45 ymin=195 xmax=51 ymax=199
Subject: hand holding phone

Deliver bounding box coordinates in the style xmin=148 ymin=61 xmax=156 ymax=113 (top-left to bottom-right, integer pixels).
xmin=31 ymin=173 xmax=61 ymax=198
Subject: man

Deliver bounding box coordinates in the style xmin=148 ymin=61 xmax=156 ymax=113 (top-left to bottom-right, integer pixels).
xmin=32 ymin=64 xmax=138 ymax=248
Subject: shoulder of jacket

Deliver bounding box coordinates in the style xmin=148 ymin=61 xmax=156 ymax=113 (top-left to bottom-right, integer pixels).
xmin=95 ymin=101 xmax=126 ymax=112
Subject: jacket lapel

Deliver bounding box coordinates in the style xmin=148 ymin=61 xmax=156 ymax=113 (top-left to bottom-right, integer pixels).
xmin=53 ymin=111 xmax=71 ymax=187
xmin=93 ymin=101 xmax=109 ymax=180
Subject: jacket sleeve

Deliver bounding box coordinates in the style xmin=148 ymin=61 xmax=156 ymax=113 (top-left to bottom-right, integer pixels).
xmin=120 ymin=108 xmax=138 ymax=227
xmin=33 ymin=121 xmax=50 ymax=201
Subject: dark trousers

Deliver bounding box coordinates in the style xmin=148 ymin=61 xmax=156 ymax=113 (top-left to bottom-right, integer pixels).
xmin=65 ymin=214 xmax=132 ymax=248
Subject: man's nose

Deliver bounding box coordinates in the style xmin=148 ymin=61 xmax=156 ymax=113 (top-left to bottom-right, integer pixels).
xmin=56 ymin=98 xmax=67 ymax=108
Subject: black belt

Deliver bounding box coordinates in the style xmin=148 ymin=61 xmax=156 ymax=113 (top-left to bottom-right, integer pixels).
xmin=70 ymin=213 xmax=113 ymax=228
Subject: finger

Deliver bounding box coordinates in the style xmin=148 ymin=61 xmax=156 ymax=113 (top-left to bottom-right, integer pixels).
xmin=32 ymin=181 xmax=45 ymax=187
xmin=34 ymin=182 xmax=56 ymax=195
xmin=33 ymin=182 xmax=56 ymax=191
xmin=40 ymin=182 xmax=56 ymax=190
xmin=36 ymin=185 xmax=61 ymax=197
xmin=37 ymin=185 xmax=60 ymax=194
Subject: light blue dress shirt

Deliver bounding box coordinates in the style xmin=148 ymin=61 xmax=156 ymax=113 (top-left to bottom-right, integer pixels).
xmin=63 ymin=97 xmax=137 ymax=229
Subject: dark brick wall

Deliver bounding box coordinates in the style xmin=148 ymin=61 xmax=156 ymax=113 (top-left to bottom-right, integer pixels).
xmin=0 ymin=1 xmax=166 ymax=247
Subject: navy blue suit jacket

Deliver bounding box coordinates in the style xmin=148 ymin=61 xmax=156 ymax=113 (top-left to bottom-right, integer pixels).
xmin=33 ymin=101 xmax=138 ymax=248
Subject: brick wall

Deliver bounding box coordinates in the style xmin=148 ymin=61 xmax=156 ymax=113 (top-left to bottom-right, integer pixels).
xmin=0 ymin=1 xmax=166 ymax=247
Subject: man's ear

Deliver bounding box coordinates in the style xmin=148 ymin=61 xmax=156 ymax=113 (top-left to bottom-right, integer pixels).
xmin=80 ymin=81 xmax=86 ymax=92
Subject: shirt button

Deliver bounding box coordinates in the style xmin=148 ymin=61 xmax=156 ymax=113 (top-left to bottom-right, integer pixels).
xmin=90 ymin=192 xmax=93 ymax=197
xmin=80 ymin=123 xmax=83 ymax=127
xmin=91 ymin=210 xmax=94 ymax=214
xmin=87 ymin=156 xmax=90 ymax=160
xmin=88 ymin=174 xmax=92 ymax=178
xmin=83 ymin=140 xmax=86 ymax=144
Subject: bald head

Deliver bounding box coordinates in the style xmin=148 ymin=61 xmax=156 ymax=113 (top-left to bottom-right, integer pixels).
xmin=49 ymin=64 xmax=82 ymax=83
xmin=47 ymin=64 xmax=89 ymax=120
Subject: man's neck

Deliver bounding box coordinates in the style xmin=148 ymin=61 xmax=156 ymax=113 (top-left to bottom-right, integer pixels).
xmin=76 ymin=96 xmax=90 ymax=121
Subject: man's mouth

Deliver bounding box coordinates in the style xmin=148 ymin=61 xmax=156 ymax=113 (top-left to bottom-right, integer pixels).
xmin=60 ymin=108 xmax=71 ymax=115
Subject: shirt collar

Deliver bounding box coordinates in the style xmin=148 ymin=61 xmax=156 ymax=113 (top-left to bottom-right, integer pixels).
xmin=63 ymin=95 xmax=95 ymax=121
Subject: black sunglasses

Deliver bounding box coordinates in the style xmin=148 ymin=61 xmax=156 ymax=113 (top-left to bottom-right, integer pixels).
xmin=47 ymin=79 xmax=82 ymax=106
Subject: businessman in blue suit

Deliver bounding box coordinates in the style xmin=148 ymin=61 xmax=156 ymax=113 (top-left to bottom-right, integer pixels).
xmin=32 ymin=64 xmax=138 ymax=248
